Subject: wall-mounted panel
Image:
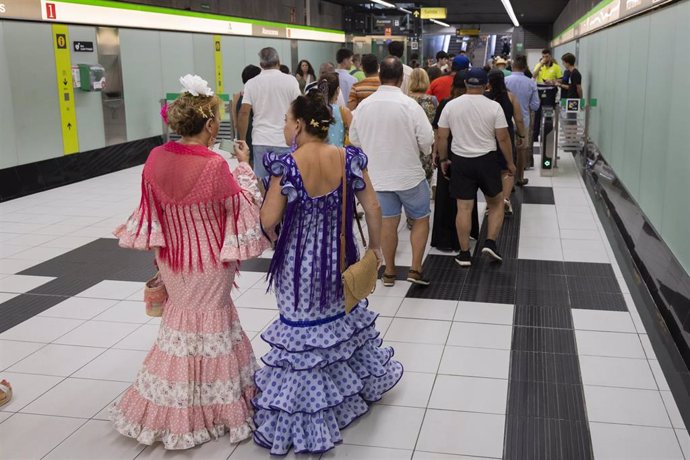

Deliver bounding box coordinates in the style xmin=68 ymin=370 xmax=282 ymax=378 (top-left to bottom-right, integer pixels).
xmin=159 ymin=31 xmax=195 ymax=94
xmin=0 ymin=21 xmax=18 ymax=169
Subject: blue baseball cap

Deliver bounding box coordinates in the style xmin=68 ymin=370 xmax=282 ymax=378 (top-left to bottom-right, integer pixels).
xmin=451 ymin=55 xmax=470 ymax=71
xmin=465 ymin=67 xmax=488 ymax=85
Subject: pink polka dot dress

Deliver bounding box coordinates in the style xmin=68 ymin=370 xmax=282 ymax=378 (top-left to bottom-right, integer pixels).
xmin=110 ymin=142 xmax=270 ymax=449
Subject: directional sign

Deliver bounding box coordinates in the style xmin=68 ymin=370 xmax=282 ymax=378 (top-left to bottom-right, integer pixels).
xmin=421 ymin=7 xmax=446 ymax=19
xmin=412 ymin=10 xmax=420 ymax=18
xmin=213 ymin=35 xmax=225 ymax=117
xmin=52 ymin=24 xmax=78 ymax=155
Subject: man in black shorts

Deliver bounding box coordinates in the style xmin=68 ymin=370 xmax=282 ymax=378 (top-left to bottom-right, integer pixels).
xmin=436 ymin=68 xmax=516 ymax=266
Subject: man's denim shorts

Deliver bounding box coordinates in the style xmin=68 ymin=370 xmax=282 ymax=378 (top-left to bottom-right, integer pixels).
xmin=376 ymin=179 xmax=432 ymax=220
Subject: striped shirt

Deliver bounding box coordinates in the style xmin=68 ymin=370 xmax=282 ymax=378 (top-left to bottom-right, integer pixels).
xmin=348 ymin=76 xmax=381 ymax=110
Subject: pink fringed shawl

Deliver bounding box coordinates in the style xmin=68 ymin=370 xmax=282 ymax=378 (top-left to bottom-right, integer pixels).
xmin=115 ymin=141 xmax=268 ymax=272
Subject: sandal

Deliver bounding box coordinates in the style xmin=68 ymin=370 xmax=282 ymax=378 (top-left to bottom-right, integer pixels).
xmin=0 ymin=380 xmax=12 ymax=407
xmin=382 ymin=273 xmax=396 ymax=287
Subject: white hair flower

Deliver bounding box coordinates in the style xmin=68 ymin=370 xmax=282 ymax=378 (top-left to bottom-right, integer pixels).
xmin=179 ymin=74 xmax=214 ymax=97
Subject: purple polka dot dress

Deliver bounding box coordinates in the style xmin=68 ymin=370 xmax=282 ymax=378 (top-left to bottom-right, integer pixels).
xmin=255 ymin=147 xmax=403 ymax=455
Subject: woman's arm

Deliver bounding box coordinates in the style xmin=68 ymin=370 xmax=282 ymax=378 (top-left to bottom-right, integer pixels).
xmin=342 ymin=106 xmax=353 ymax=129
xmin=510 ymin=93 xmax=526 ymax=140
xmin=354 ymin=169 xmax=383 ymax=265
xmin=260 ymin=176 xmax=287 ymax=231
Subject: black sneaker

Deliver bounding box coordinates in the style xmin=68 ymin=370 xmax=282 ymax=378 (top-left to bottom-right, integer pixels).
xmin=482 ymin=240 xmax=503 ymax=262
xmin=454 ymin=251 xmax=472 ymax=267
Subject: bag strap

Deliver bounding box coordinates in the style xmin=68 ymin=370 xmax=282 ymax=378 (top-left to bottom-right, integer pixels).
xmin=339 ymin=147 xmax=347 ymax=275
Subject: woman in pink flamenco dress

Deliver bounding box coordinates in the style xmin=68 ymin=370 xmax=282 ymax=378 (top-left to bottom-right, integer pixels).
xmin=110 ymin=75 xmax=270 ymax=449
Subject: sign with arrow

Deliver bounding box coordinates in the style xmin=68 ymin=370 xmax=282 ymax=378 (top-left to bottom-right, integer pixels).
xmin=52 ymin=24 xmax=79 ymax=154
xmin=213 ymin=35 xmax=225 ymax=118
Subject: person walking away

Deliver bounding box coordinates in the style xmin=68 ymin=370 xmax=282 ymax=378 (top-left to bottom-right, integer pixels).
xmin=317 ymin=73 xmax=352 ymax=147
xmin=256 ymin=89 xmax=401 ymax=455
xmin=486 ymin=70 xmax=525 ymax=216
xmin=231 ymin=65 xmax=260 ymax=166
xmin=238 ymin=47 xmax=301 ymax=179
xmin=408 ymin=67 xmax=438 ymax=183
xmin=306 ymin=62 xmax=347 ymax=107
xmin=111 ymin=75 xmax=270 ymax=449
xmin=531 ymin=49 xmax=563 ymax=144
xmin=437 ymin=68 xmax=516 ymax=266
xmin=388 ymin=40 xmax=413 ymax=94
xmin=348 ymin=54 xmax=380 ymax=110
xmin=335 ymin=48 xmax=358 ymax=104
xmin=505 ymin=55 xmax=540 ymax=185
xmin=350 ymin=56 xmax=434 ymax=286
xmin=427 ymin=55 xmax=470 ymax=103
xmin=295 ymin=59 xmax=316 ymax=93
xmin=430 ymin=70 xmax=480 ymax=252
xmin=349 ymin=53 xmax=365 ymax=81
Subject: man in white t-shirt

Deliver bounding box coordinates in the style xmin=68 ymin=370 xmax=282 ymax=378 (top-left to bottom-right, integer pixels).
xmin=350 ymin=56 xmax=434 ymax=287
xmin=437 ymin=68 xmax=516 ymax=266
xmin=388 ymin=41 xmax=412 ymax=95
xmin=335 ymin=49 xmax=358 ymax=104
xmin=238 ymin=47 xmax=301 ymax=178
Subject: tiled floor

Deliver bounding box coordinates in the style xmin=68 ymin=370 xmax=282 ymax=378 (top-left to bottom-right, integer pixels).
xmin=0 ymin=151 xmax=688 ymax=459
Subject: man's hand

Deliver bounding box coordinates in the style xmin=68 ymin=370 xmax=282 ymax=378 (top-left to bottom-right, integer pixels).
xmin=440 ymin=159 xmax=451 ymax=178
xmin=507 ymin=162 xmax=517 ymax=176
xmin=234 ymin=140 xmax=250 ymax=163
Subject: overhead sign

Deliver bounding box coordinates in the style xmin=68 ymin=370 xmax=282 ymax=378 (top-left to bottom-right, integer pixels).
xmin=73 ymin=40 xmax=93 ymax=52
xmin=213 ymin=35 xmax=224 ymax=116
xmin=456 ymin=28 xmax=480 ymax=36
xmin=421 ymin=7 xmax=447 ymax=19
xmin=52 ymin=24 xmax=79 ymax=155
xmin=0 ymin=0 xmax=42 ymax=20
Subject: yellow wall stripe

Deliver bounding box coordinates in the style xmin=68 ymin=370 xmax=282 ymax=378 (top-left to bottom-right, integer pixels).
xmin=213 ymin=35 xmax=224 ymax=118
xmin=52 ymin=24 xmax=79 ymax=154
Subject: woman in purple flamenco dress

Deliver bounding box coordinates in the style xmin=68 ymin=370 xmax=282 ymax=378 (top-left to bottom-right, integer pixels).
xmin=254 ymin=87 xmax=403 ymax=455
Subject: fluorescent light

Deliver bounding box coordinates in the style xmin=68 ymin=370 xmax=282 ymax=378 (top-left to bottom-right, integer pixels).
xmin=398 ymin=7 xmax=412 ymax=14
xmin=501 ymin=0 xmax=520 ymax=27
xmin=430 ymin=19 xmax=450 ymax=27
xmin=371 ymin=0 xmax=396 ymax=8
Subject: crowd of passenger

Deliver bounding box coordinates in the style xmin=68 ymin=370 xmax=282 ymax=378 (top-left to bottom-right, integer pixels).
xmin=96 ymin=43 xmax=584 ymax=455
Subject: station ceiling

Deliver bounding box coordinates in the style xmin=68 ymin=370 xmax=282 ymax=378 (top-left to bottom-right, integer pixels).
xmin=327 ymin=0 xmax=569 ymax=24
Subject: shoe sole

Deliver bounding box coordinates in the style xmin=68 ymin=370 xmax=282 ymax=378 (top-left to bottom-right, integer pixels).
xmin=454 ymin=258 xmax=471 ymax=267
xmin=482 ymin=247 xmax=503 ymax=262
xmin=407 ymin=277 xmax=430 ymax=286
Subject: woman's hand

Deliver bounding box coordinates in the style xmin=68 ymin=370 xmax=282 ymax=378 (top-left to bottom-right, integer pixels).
xmin=372 ymin=247 xmax=384 ymax=270
xmin=234 ymin=140 xmax=250 ymax=163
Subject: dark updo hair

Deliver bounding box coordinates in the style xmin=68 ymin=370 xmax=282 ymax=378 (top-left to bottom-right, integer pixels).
xmin=318 ymin=72 xmax=340 ymax=102
xmin=292 ymin=81 xmax=334 ymax=140
xmin=167 ymin=92 xmax=220 ymax=137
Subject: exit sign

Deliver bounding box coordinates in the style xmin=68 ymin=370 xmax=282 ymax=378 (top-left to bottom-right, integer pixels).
xmin=421 ymin=7 xmax=446 ymax=19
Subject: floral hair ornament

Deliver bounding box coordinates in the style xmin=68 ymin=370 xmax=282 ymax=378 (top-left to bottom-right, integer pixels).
xmin=160 ymin=102 xmax=169 ymax=125
xmin=309 ymin=119 xmax=321 ymax=128
xmin=179 ymin=74 xmax=214 ymax=97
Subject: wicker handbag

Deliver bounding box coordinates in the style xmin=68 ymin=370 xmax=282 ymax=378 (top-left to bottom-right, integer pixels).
xmin=144 ymin=271 xmax=167 ymax=317
xmin=339 ymin=148 xmax=377 ymax=314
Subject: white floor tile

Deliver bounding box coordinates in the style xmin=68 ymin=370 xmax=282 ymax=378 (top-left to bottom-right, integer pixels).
xmin=561 ymin=238 xmax=610 ymax=263
xmin=559 ymin=228 xmax=601 ymax=240
xmin=454 ymin=302 xmax=514 ymax=325
xmin=323 ymin=445 xmax=412 ymax=459
xmin=417 ymin=409 xmax=504 ymax=458
xmin=10 ymin=246 xmax=73 ymax=262
xmin=376 ymin=316 xmax=393 ymax=337
xmin=396 ymin=299 xmax=457 ymax=321
xmin=554 ymin=189 xmax=589 ymax=207
xmin=235 ymin=308 xmax=277 ymax=332
xmin=21 ymin=377 xmax=129 ymax=418
xmin=0 ymin=412 xmax=12 ymax=423
xmin=638 ymin=334 xmax=656 ymax=360
xmin=429 ymin=375 xmax=508 ymax=414
xmin=7 ymin=344 xmax=105 ymax=377
xmin=439 ymin=346 xmax=510 ymax=380
xmin=0 ymin=413 xmax=84 ymax=459
xmin=75 ymin=280 xmax=143 ymax=300
xmin=649 ymin=360 xmax=671 ymax=391
xmin=384 ymin=318 xmax=451 ymax=345
xmin=372 ymin=280 xmax=412 ymax=298
xmin=380 ymin=371 xmax=435 ymax=408
xmin=344 ymin=405 xmax=425 ymax=450
xmin=660 ymin=391 xmax=687 ymax=430
xmin=0 ymin=258 xmax=37 ymax=275
xmin=676 ymin=428 xmax=690 ymax=459
xmin=229 ymin=440 xmax=315 ymax=459
xmin=112 ymin=324 xmax=159 ymax=351
xmin=41 ymin=235 xmax=99 ymax=249
xmin=0 ymin=274 xmax=56 ymax=293
xmin=575 ymin=330 xmax=646 ymax=359
xmin=0 ymin=372 xmax=63 ymax=412
xmin=413 ymin=453 xmax=487 ymax=460
xmin=0 ymin=316 xmax=84 ymax=343
xmin=368 ymin=296 xmax=404 ymax=317
xmin=584 ymin=385 xmax=672 ymax=427
xmin=0 ymin=291 xmax=18 ymax=303
xmin=571 ymin=310 xmax=636 ymax=333
xmin=384 ymin=341 xmax=444 ymax=374
xmin=447 ymin=322 xmax=512 ymax=350
xmin=579 ymin=355 xmax=657 ymax=390
xmin=518 ymin=236 xmax=563 ymax=261
xmin=44 ymin=419 xmax=147 ymax=459
xmin=589 ymin=422 xmax=683 ymax=460
xmin=234 ymin=288 xmax=277 ymax=310
xmin=72 ymin=348 xmax=147 ymax=382
xmin=39 ymin=297 xmax=119 ymax=320
xmin=0 ymin=340 xmax=44 ymax=371
xmin=54 ymin=321 xmax=141 ymax=348
xmin=92 ymin=300 xmax=150 ymax=324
